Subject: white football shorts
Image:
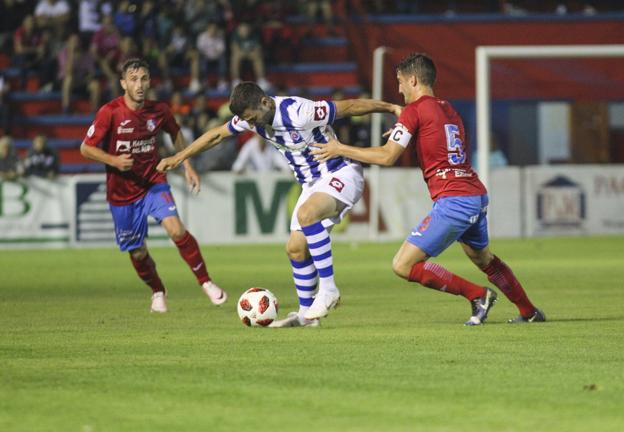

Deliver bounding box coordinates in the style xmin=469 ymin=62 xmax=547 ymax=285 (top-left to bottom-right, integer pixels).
xmin=290 ymin=163 xmax=364 ymax=231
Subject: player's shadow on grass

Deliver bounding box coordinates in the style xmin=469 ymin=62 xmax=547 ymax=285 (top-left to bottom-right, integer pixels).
xmin=484 ymin=316 xmax=624 ymax=325
xmin=541 ymin=316 xmax=624 ymax=323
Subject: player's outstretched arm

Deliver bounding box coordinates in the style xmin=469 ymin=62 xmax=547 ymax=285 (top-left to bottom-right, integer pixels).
xmin=311 ymin=138 xmax=405 ymax=167
xmin=171 ymin=130 xmax=200 ymax=194
xmin=334 ymin=99 xmax=402 ymax=118
xmin=80 ymin=142 xmax=133 ymax=171
xmin=157 ymin=122 xmax=232 ymax=172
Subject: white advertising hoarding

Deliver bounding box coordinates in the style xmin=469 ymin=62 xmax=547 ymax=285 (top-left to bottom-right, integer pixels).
xmin=1 ymin=166 xmax=622 ymax=249
xmin=524 ymin=165 xmax=624 ymax=236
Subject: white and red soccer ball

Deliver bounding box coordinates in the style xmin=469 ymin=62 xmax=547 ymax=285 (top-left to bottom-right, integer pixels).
xmin=237 ymin=288 xmax=279 ymax=327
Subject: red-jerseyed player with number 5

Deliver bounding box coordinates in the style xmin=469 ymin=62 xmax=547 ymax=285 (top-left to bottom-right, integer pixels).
xmin=312 ymin=53 xmax=545 ymax=325
xmin=80 ymin=58 xmax=227 ymax=313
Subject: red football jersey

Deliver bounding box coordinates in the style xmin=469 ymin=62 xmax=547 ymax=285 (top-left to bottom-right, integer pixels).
xmin=83 ymin=97 xmax=180 ymax=205
xmin=392 ymin=96 xmax=486 ymax=200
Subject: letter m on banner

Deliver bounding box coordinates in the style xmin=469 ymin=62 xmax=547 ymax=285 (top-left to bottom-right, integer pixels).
xmin=235 ymin=180 xmax=294 ymax=234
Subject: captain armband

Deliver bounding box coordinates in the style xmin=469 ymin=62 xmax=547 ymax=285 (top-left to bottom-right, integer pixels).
xmin=389 ymin=123 xmax=412 ymax=148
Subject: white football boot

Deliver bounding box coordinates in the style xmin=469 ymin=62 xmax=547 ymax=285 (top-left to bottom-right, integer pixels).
xmin=304 ymin=289 xmax=340 ymax=320
xmin=150 ymin=291 xmax=167 ymax=313
xmin=202 ymin=281 xmax=228 ymax=306
xmin=269 ymin=311 xmax=320 ymax=328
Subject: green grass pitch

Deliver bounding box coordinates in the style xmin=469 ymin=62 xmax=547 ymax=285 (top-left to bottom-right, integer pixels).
xmin=1 ymin=236 xmax=623 ymax=431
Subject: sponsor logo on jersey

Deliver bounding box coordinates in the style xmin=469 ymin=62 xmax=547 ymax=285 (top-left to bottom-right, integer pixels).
xmin=290 ymin=130 xmax=302 ymax=141
xmin=117 ymin=120 xmax=134 ymax=134
xmin=417 ymin=215 xmax=432 ymax=233
xmin=115 ymin=136 xmax=156 ymax=154
xmin=314 ymin=106 xmax=327 ymax=121
xmin=329 ymin=177 xmax=345 ymax=193
xmin=116 ymin=140 xmax=131 ymax=153
xmin=87 ymin=124 xmax=95 ymax=137
xmin=146 ymin=119 xmax=156 ymax=132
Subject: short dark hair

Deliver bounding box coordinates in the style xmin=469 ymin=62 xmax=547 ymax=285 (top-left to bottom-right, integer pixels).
xmin=120 ymin=58 xmax=150 ymax=78
xmin=229 ymin=82 xmax=266 ymax=116
xmin=396 ymin=53 xmax=436 ymax=87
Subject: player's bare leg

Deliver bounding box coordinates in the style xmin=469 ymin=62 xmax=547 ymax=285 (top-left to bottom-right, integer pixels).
xmin=393 ymin=241 xmax=497 ymax=325
xmin=128 ymin=244 xmax=167 ymax=313
xmin=161 ymin=216 xmax=227 ymax=305
xmin=298 ymin=192 xmax=345 ymax=320
xmin=461 ymin=243 xmax=545 ymax=323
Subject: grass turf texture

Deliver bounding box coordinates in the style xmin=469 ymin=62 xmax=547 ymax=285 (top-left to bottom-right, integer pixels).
xmin=1 ymin=236 xmax=623 ymax=431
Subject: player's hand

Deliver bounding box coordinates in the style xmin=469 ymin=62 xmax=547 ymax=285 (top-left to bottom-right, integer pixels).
xmin=310 ymin=138 xmax=342 ymax=163
xmin=114 ymin=154 xmax=133 ymax=171
xmin=184 ymin=164 xmax=201 ymax=195
xmin=156 ymin=156 xmax=182 ymax=172
xmin=390 ymin=104 xmax=403 ymax=117
xmin=382 ymin=127 xmax=394 ymax=139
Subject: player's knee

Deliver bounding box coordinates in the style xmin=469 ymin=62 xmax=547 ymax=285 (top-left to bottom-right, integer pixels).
xmin=471 ymin=250 xmax=494 ymax=269
xmin=296 ymin=205 xmax=316 ymax=227
xmin=285 ymin=240 xmax=307 ymax=261
xmin=129 ymin=246 xmax=147 ymax=261
xmin=391 ymin=256 xmax=411 ymax=280
xmin=169 ymin=228 xmax=186 ymax=242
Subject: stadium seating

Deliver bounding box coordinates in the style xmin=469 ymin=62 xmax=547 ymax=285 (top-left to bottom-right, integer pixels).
xmin=4 ymin=33 xmax=361 ymax=174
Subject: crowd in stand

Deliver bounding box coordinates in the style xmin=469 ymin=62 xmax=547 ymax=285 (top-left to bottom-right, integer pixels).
xmin=0 ymin=134 xmax=59 ymax=180
xmin=0 ymin=0 xmax=622 ymax=179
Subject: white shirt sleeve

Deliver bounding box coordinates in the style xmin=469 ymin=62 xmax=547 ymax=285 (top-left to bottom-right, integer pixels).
xmin=227 ymin=116 xmax=251 ymax=135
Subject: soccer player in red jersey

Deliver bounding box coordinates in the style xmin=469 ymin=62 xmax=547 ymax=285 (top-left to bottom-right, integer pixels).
xmin=312 ymin=53 xmax=545 ymax=325
xmin=80 ymin=58 xmax=227 ymax=313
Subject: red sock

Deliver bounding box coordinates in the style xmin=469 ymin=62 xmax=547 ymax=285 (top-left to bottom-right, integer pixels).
xmin=174 ymin=231 xmax=210 ymax=285
xmin=482 ymin=256 xmax=535 ymax=317
xmin=409 ymin=261 xmax=486 ymax=301
xmin=130 ymin=253 xmax=165 ymax=294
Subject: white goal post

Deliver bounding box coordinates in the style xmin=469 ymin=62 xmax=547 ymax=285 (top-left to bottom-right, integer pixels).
xmin=476 ymin=44 xmax=624 ymax=191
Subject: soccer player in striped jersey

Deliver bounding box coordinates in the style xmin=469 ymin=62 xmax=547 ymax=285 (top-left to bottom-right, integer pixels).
xmin=157 ymin=82 xmax=401 ymax=326
xmin=312 ymin=53 xmax=545 ymax=325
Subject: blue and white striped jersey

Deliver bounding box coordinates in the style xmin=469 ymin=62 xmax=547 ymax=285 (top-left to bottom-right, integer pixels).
xmin=227 ymin=96 xmax=359 ymax=185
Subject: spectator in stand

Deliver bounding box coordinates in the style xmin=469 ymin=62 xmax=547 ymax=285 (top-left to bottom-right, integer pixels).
xmin=160 ymin=25 xmax=200 ymax=93
xmin=13 ymin=14 xmax=55 ymax=91
xmin=190 ymin=94 xmax=217 ymax=136
xmin=78 ymin=0 xmax=112 ymax=45
xmin=34 ymin=0 xmax=70 ymax=44
xmin=0 ymin=73 xmax=10 ymax=133
xmin=57 ymin=34 xmax=101 ymax=113
xmin=116 ymin=36 xmax=139 ymax=71
xmin=170 ymin=91 xmax=191 ymax=117
xmin=298 ymin=0 xmax=336 ymax=37
xmin=162 ymin=113 xmax=194 ymax=155
xmin=231 ymin=135 xmax=290 ymax=174
xmin=190 ymin=94 xmax=215 ymax=119
xmin=23 ymin=134 xmax=59 ymax=179
xmin=113 ymin=0 xmax=137 ymax=37
xmin=349 ymin=92 xmax=373 ymax=148
xmin=0 ymin=136 xmax=22 ymax=181
xmin=138 ymin=1 xmax=164 ymax=84
xmin=260 ymin=0 xmax=299 ymax=64
xmin=138 ymin=0 xmax=159 ymax=40
xmin=230 ymin=22 xmax=270 ymax=90
xmin=184 ymin=0 xmax=230 ymax=37
xmin=195 ymin=22 xmax=228 ymax=92
xmin=190 ymin=118 xmax=238 ymax=173
xmin=0 ymin=0 xmax=32 ymax=53
xmin=90 ymin=14 xmax=121 ymax=98
xmin=331 ymin=89 xmax=351 ymax=143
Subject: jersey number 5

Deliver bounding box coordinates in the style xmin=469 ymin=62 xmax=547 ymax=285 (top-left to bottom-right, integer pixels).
xmin=444 ymin=124 xmax=466 ymax=165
